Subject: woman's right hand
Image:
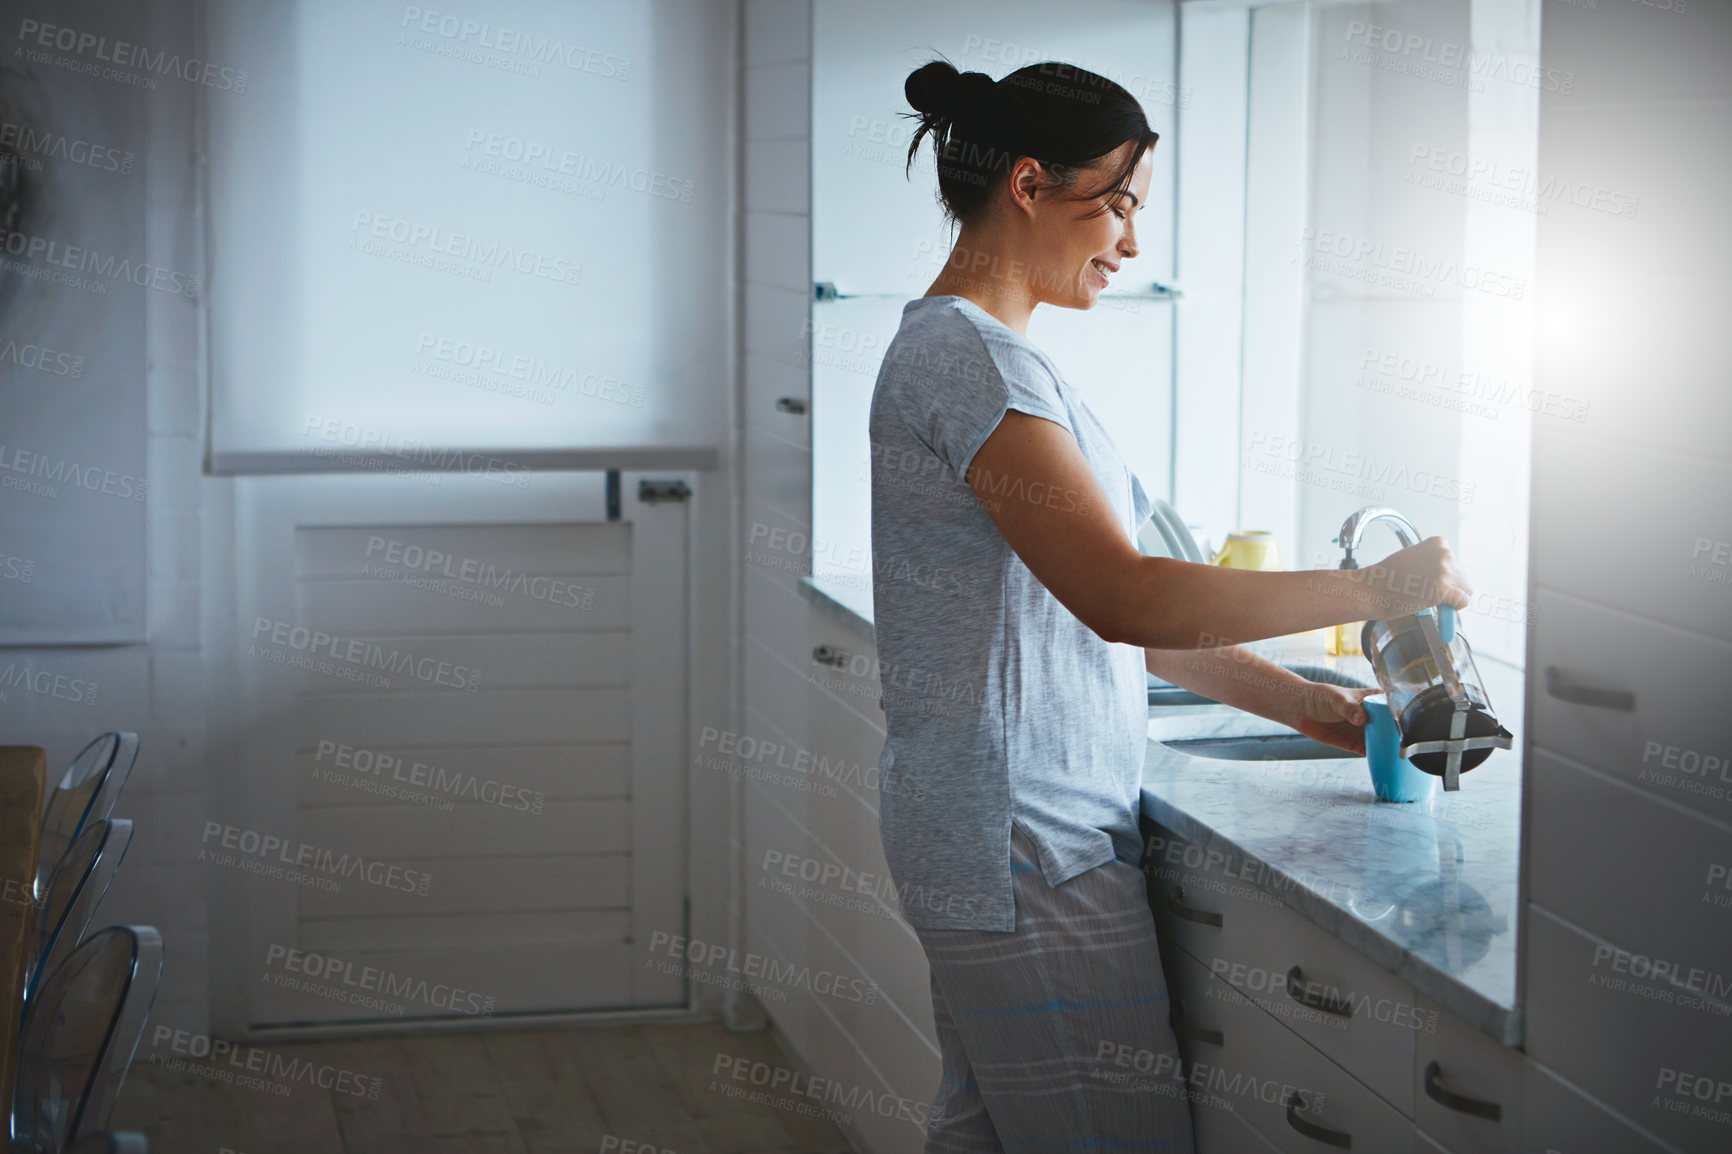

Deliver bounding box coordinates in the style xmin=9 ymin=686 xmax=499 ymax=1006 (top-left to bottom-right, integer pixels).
xmin=1353 ymin=536 xmax=1472 ymax=619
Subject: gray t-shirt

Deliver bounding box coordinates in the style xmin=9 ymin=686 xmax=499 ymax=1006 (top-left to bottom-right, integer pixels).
xmin=868 ymin=295 xmax=1155 ymax=931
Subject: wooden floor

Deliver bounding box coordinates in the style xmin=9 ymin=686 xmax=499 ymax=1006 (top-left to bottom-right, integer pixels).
xmin=110 ymin=1021 xmax=858 ymax=1154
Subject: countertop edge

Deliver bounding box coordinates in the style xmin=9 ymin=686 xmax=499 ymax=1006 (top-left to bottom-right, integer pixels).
xmin=1139 ymin=778 xmax=1524 ymax=1049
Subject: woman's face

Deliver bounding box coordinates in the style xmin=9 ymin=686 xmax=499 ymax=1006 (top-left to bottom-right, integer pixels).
xmin=1023 ymin=140 xmax=1154 ymax=311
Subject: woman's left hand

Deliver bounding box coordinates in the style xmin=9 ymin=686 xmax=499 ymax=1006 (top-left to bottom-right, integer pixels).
xmin=1288 ymin=684 xmax=1378 ymax=756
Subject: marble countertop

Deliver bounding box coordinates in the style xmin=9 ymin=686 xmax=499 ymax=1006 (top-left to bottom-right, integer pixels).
xmin=1140 ymin=654 xmax=1526 ymax=1047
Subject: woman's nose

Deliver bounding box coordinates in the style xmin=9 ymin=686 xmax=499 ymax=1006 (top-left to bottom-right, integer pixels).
xmin=1119 ymin=224 xmax=1138 ymax=260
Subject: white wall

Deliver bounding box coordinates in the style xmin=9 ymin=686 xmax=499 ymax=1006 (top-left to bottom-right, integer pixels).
xmin=1173 ymin=3 xmax=1252 ymax=551
xmin=0 ymin=0 xmax=149 ymax=645
xmin=1220 ymin=0 xmax=1536 ymax=668
xmin=809 ymin=0 xmax=1179 ymax=598
xmin=739 ymin=3 xmax=946 ymax=1151
xmin=0 ymin=0 xmax=220 ymax=1036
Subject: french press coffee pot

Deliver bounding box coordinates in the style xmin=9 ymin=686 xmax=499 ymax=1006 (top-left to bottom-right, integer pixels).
xmin=1337 ymin=508 xmax=1514 ymax=791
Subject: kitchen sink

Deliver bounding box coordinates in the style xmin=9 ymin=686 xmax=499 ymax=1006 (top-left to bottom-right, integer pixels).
xmin=1148 ymin=663 xmax=1371 ymax=709
xmin=1147 ymin=684 xmax=1216 ymax=707
xmin=1163 ymin=733 xmax=1353 ymax=762
xmin=1148 ymin=702 xmax=1361 ymax=763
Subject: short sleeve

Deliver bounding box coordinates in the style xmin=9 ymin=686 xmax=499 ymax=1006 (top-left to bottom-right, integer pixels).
xmin=1129 ymin=470 xmax=1156 ymax=531
xmin=890 ymin=310 xmax=1071 ymax=481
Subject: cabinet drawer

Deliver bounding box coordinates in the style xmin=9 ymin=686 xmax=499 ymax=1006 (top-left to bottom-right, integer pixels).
xmin=1414 ymin=993 xmax=1524 ymax=1154
xmin=1096 ymin=943 xmax=1282 ymax=1154
xmin=1529 ymin=750 xmax=1732 ymax=977
xmin=1144 ymin=821 xmax=1293 ymax=964
xmin=1523 ymin=905 xmax=1731 ymax=1153
xmin=1146 ymin=822 xmax=1422 ymax=1113
xmin=1193 ymin=1097 xmax=1286 ymax=1154
xmin=1170 ymin=947 xmax=1417 ymax=1154
xmin=1528 ymin=588 xmax=1732 ymax=825
xmin=1521 ymin=1060 xmax=1678 ymax=1154
xmin=1530 ymin=431 xmax=1732 ymax=646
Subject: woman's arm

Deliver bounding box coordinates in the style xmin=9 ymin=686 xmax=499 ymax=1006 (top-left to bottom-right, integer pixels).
xmin=966 ymin=409 xmax=1470 ymax=649
xmin=1145 ymin=645 xmax=1374 ymax=754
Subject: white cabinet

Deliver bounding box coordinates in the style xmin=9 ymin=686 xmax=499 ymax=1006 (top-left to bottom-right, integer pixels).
xmin=1522 ymin=906 xmax=1729 ymax=1153
xmin=1528 ymin=432 xmax=1732 ymax=647
xmin=1168 ymin=946 xmax=1418 ymax=1154
xmin=1149 ymin=832 xmax=1421 ymax=1112
xmin=1523 ymin=2 xmax=1732 ymax=1150
xmin=1146 ymin=820 xmax=1525 ymax=1153
xmin=1520 ymin=1061 xmax=1677 ymax=1154
xmin=1528 ymin=750 xmax=1732 ymax=976
xmin=1413 ymin=992 xmax=1525 ymax=1154
xmin=1525 ymin=589 xmax=1732 ymax=827
xmin=1142 ymin=809 xmax=1729 ymax=1154
xmin=1195 ymin=1105 xmax=1286 ymax=1154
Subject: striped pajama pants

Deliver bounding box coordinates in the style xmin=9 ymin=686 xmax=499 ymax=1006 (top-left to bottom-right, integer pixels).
xmin=911 ymin=826 xmax=1197 ymax=1153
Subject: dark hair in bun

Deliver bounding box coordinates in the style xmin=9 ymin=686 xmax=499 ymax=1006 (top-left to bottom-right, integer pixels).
xmin=903 ymin=56 xmax=1157 ymax=227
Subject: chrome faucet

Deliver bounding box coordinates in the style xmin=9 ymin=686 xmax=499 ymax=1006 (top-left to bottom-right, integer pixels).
xmin=1335 ymin=506 xmax=1421 ymax=569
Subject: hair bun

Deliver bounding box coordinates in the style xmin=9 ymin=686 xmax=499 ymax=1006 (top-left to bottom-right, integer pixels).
xmin=905 ymin=61 xmax=995 ymax=121
xmin=904 ymin=60 xmax=961 ymax=117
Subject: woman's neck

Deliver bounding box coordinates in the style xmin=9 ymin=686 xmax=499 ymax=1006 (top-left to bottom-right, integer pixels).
xmin=923 ymin=228 xmax=1039 ymax=336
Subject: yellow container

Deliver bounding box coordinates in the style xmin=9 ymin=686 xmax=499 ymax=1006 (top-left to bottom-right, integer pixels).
xmin=1326 ymin=621 xmax=1364 ymax=657
xmin=1211 ymin=531 xmax=1283 ymax=572
xmin=1213 ymin=531 xmax=1332 ymax=652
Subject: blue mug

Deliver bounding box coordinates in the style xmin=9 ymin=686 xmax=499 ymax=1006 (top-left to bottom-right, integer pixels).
xmin=1363 ymin=692 xmax=1436 ymax=803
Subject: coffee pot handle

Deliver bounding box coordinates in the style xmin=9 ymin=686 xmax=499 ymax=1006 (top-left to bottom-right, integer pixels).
xmin=1415 ymin=603 xmax=1456 ymax=644
xmin=1415 ymin=605 xmax=1468 ymax=707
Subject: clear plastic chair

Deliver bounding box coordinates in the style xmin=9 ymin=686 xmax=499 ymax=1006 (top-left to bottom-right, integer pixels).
xmin=35 ymin=735 xmax=140 ymax=900
xmin=9 ymin=926 xmax=164 ymax=1154
xmin=24 ymin=819 xmax=135 ymax=1011
xmin=66 ymin=1133 xmax=149 ymax=1153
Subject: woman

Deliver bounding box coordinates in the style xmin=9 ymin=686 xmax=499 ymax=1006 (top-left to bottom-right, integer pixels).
xmin=867 ymin=60 xmax=1470 ymax=1151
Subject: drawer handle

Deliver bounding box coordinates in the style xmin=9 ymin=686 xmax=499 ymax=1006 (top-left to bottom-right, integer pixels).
xmin=1285 ymin=965 xmax=1354 ymax=1018
xmin=1286 ymin=1091 xmax=1352 ymax=1149
xmin=1168 ymin=887 xmax=1223 ymax=927
xmin=775 ymin=397 xmax=807 ymax=415
xmin=1171 ymin=1006 xmax=1223 ymax=1047
xmin=1424 ymin=1059 xmax=1503 ymax=1121
xmin=1544 ymin=666 xmax=1635 ymax=712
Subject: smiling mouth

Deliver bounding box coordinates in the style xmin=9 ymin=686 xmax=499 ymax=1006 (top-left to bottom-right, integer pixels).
xmin=1090 ymin=259 xmax=1114 ymax=286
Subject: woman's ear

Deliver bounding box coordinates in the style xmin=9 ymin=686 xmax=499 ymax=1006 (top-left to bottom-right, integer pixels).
xmin=1006 ymin=156 xmax=1046 ymax=217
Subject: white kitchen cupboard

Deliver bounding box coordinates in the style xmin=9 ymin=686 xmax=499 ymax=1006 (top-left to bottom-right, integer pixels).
xmin=1518 ymin=1062 xmax=1677 ymax=1154
xmin=1413 ymin=992 xmax=1524 ymax=1154
xmin=1146 ymin=819 xmax=1529 ymax=1154
xmin=1521 ymin=2 xmax=1732 ymax=1152
xmin=1148 ymin=807 xmax=1728 ymax=1152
